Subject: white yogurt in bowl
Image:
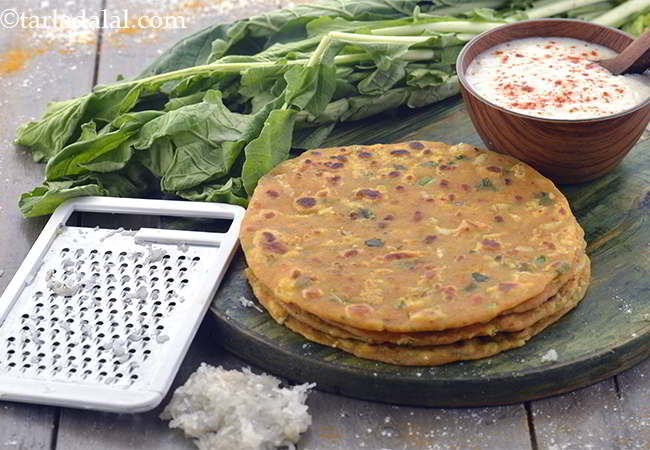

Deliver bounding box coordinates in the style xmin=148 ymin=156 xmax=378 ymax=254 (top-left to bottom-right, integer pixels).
xmin=465 ymin=37 xmax=650 ymax=120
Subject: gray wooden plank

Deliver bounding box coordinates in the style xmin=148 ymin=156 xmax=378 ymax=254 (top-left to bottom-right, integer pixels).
xmin=530 ymin=379 xmax=629 ymax=450
xmin=0 ymin=0 xmax=102 ymax=448
xmin=616 ymin=358 xmax=650 ymax=449
xmin=0 ymin=404 xmax=55 ymax=450
xmin=300 ymin=395 xmax=531 ymax=450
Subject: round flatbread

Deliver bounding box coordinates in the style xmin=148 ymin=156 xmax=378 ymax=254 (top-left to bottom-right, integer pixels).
xmin=247 ymin=253 xmax=590 ymax=346
xmin=241 ymin=142 xmax=586 ymax=332
xmin=255 ymin=275 xmax=590 ymax=366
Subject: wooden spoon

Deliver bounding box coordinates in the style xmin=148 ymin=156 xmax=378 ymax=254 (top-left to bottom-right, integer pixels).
xmin=598 ymin=28 xmax=650 ymax=75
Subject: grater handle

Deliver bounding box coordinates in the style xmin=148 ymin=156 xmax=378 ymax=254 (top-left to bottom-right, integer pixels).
xmin=58 ymin=196 xmax=245 ymax=221
xmin=135 ymin=228 xmax=224 ymax=247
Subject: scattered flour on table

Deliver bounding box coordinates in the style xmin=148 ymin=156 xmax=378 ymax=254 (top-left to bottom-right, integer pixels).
xmin=541 ymin=349 xmax=559 ymax=362
xmin=238 ymin=295 xmax=263 ymax=312
xmin=161 ymin=364 xmax=314 ymax=450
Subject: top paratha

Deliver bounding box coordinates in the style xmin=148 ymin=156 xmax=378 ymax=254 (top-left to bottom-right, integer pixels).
xmin=240 ymin=142 xmax=586 ymax=332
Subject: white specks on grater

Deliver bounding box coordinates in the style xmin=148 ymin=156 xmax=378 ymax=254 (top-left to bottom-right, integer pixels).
xmin=99 ymin=227 xmax=137 ymax=242
xmin=144 ymin=247 xmax=168 ymax=265
xmin=0 ymin=225 xmax=215 ymax=389
xmin=125 ymin=286 xmax=148 ymax=301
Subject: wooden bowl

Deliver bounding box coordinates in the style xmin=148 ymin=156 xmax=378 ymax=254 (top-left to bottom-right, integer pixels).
xmin=456 ymin=19 xmax=650 ymax=184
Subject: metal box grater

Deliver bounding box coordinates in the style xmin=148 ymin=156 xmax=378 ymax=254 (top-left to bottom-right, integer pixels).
xmin=0 ymin=197 xmax=244 ymax=412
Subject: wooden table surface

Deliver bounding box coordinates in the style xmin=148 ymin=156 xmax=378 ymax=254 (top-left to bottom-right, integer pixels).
xmin=0 ymin=1 xmax=648 ymax=449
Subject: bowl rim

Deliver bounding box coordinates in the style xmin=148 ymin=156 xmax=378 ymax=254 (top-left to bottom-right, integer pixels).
xmin=455 ymin=18 xmax=650 ymax=124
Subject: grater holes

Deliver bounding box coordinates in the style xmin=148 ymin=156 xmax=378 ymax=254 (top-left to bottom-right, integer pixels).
xmin=0 ymin=232 xmax=215 ymax=390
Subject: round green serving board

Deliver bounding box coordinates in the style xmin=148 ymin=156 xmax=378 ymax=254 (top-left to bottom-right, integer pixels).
xmin=209 ymin=98 xmax=650 ymax=407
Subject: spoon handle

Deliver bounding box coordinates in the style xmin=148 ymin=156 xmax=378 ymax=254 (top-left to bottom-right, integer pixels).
xmin=606 ymin=28 xmax=650 ymax=74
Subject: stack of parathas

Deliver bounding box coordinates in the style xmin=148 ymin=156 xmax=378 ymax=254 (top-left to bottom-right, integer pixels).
xmin=240 ymin=142 xmax=590 ymax=366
